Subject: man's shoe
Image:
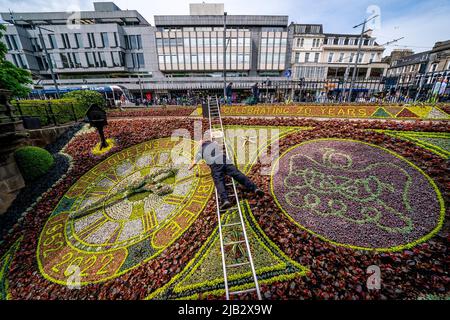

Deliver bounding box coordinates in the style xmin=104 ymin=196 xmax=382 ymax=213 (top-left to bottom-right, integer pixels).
xmin=255 ymin=189 xmax=265 ymax=197
xmin=219 ymin=200 xmax=232 ymax=211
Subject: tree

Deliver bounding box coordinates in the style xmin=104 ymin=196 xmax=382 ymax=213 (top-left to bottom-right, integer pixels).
xmin=0 ymin=24 xmax=32 ymax=97
xmin=62 ymin=90 xmax=105 ymax=109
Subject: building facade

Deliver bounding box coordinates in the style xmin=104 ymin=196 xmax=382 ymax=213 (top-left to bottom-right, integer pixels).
xmin=1 ymin=2 xmax=160 ymax=94
xmin=385 ymin=40 xmax=450 ymax=98
xmin=1 ymin=2 xmax=293 ymax=97
xmin=290 ymin=24 xmax=387 ymax=81
xmin=152 ymin=2 xmax=291 ymax=92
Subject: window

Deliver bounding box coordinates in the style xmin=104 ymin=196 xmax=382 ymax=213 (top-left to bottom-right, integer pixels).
xmin=137 ymin=53 xmax=145 ymax=68
xmin=31 ymin=38 xmax=41 ymax=51
xmin=4 ymin=35 xmax=12 ymax=50
xmin=369 ymin=53 xmax=376 ymax=63
xmin=295 ymin=52 xmax=300 ymax=63
xmin=61 ymin=34 xmax=71 ymax=49
xmin=349 ymin=53 xmax=355 ymax=63
xmin=101 ymin=33 xmax=109 ymax=48
xmin=98 ymin=52 xmax=107 ymax=67
xmin=305 ymin=52 xmax=310 ymax=62
xmin=313 ymin=39 xmax=316 ymax=47
xmin=358 ymin=53 xmax=364 ymax=63
xmin=111 ymin=52 xmax=122 ymax=67
xmin=72 ymin=53 xmax=81 ymax=68
xmin=60 ymin=53 xmax=69 ymax=68
xmin=112 ymin=33 xmax=118 ymax=47
xmin=338 ymin=38 xmax=345 ymax=45
xmin=85 ymin=52 xmax=95 ymax=67
xmin=48 ymin=34 xmax=57 ymax=49
xmin=339 ymin=53 xmax=345 ymax=62
xmin=10 ymin=35 xmax=20 ymax=50
xmin=328 ymin=52 xmax=334 ymax=63
xmin=191 ymin=54 xmax=198 ymax=64
xmin=17 ymin=54 xmax=27 ymax=68
xmin=314 ymin=52 xmax=320 ymax=63
xmin=158 ymin=55 xmax=165 ymax=65
xmin=74 ymin=33 xmax=83 ymax=48
xmin=178 ymin=54 xmax=184 ymax=64
xmin=87 ymin=33 xmax=96 ymax=48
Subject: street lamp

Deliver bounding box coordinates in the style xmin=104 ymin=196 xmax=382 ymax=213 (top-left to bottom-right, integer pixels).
xmin=347 ymin=14 xmax=379 ymax=102
xmin=35 ymin=25 xmax=61 ymax=98
xmin=223 ymin=12 xmax=227 ymax=101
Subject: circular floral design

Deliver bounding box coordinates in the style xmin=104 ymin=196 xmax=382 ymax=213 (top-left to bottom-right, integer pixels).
xmin=271 ymin=139 xmax=444 ymax=250
xmin=37 ymin=137 xmax=214 ymax=285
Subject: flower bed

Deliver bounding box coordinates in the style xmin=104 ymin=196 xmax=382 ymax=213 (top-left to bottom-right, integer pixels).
xmin=221 ymin=105 xmax=450 ymax=120
xmin=271 ymin=139 xmax=444 ymax=251
xmin=107 ymin=107 xmax=196 ymax=118
xmin=0 ymin=117 xmax=448 ymax=300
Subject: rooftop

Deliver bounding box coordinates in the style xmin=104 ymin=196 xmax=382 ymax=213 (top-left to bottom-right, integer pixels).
xmin=0 ymin=2 xmax=150 ymax=26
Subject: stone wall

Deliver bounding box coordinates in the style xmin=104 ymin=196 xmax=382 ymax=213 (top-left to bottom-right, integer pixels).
xmin=26 ymin=124 xmax=72 ymax=147
xmin=0 ymin=154 xmax=25 ymax=215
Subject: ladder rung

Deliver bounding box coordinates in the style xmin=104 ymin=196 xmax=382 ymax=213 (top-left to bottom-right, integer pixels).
xmin=229 ymin=288 xmax=257 ymax=295
xmin=226 ymin=262 xmax=250 ymax=268
xmin=222 ymin=222 xmax=241 ymax=227
xmin=224 ymin=240 xmax=245 ymax=246
xmin=219 ymin=206 xmax=237 ymax=212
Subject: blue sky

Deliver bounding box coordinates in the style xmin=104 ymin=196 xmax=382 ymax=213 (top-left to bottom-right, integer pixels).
xmin=1 ymin=0 xmax=449 ymax=55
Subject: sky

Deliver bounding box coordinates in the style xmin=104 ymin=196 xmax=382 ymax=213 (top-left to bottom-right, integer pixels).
xmin=1 ymin=0 xmax=449 ymax=56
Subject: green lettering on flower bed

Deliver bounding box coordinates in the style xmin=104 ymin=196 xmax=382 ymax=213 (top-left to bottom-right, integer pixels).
xmin=271 ymin=139 xmax=445 ymax=251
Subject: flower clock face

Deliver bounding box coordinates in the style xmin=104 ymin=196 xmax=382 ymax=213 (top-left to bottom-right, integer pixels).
xmin=271 ymin=139 xmax=444 ymax=251
xmin=37 ymin=138 xmax=213 ymax=285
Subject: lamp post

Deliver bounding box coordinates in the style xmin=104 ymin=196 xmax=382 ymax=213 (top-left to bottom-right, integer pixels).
xmin=347 ymin=15 xmax=378 ymax=102
xmin=36 ymin=25 xmax=60 ymax=98
xmin=8 ymin=11 xmax=60 ymax=98
xmin=223 ymin=12 xmax=227 ymax=101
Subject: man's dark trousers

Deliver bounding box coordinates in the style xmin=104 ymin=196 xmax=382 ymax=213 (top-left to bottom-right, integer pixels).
xmin=210 ymin=163 xmax=257 ymax=202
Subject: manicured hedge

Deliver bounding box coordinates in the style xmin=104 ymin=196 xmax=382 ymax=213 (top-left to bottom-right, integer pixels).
xmin=14 ymin=146 xmax=55 ymax=181
xmin=12 ymin=99 xmax=86 ymax=126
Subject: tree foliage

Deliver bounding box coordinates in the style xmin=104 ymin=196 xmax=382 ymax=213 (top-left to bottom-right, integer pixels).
xmin=62 ymin=90 xmax=105 ymax=109
xmin=0 ymin=24 xmax=32 ymax=97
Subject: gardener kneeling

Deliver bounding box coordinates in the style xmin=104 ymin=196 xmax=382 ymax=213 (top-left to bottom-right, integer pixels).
xmin=188 ymin=139 xmax=264 ymax=210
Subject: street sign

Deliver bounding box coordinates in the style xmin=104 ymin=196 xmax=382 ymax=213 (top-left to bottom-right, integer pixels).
xmin=284 ymin=70 xmax=292 ymax=78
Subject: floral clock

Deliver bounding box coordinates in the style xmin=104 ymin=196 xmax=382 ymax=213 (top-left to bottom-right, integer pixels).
xmin=37 ymin=137 xmax=214 ymax=285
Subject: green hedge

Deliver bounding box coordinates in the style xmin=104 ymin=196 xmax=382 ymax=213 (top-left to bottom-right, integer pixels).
xmin=15 ymin=146 xmax=55 ymax=182
xmin=12 ymin=90 xmax=104 ymax=126
xmin=13 ymin=98 xmax=85 ymax=126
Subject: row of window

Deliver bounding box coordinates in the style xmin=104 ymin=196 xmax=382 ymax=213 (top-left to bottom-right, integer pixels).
xmin=156 ymin=36 xmax=251 ymax=48
xmin=46 ymin=32 xmax=121 ymax=50
xmin=295 ymin=38 xmax=321 ymax=48
xmin=259 ymin=52 xmax=286 ymax=68
xmin=4 ymin=34 xmax=20 ymax=50
xmin=52 ymin=52 xmax=144 ymax=69
xmin=158 ymin=53 xmax=250 ymax=68
xmin=261 ymin=37 xmax=288 ymax=47
xmin=11 ymin=53 xmax=27 ymax=68
xmin=295 ymin=52 xmax=321 ymax=63
xmin=327 ymin=52 xmax=377 ymax=63
xmin=294 ymin=66 xmax=327 ymax=79
xmin=157 ymin=27 xmax=251 ymax=32
xmin=293 ymin=51 xmax=378 ymax=64
xmin=324 ymin=37 xmax=376 ymax=46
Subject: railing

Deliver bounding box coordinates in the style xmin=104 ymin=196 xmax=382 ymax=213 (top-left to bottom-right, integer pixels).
xmin=11 ymin=100 xmax=83 ymax=127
